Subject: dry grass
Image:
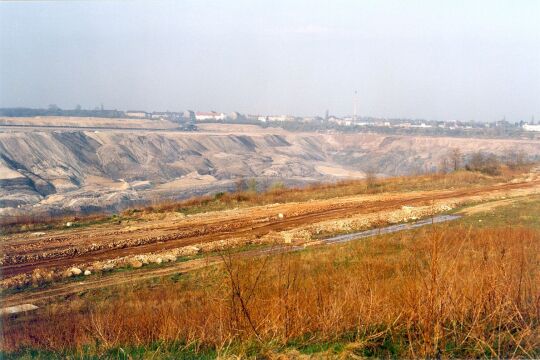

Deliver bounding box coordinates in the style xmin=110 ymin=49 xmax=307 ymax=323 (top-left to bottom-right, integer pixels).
xmin=148 ymin=170 xmax=500 ymax=213
xmin=0 ymin=167 xmax=524 ymax=235
xmin=3 ymin=225 xmax=538 ymax=358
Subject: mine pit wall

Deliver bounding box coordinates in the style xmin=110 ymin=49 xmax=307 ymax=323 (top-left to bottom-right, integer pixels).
xmin=1 ymin=127 xmax=540 ymax=216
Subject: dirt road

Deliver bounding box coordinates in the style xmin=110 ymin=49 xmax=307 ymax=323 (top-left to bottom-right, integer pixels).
xmin=1 ymin=215 xmax=461 ymax=308
xmin=1 ymin=177 xmax=540 ymax=309
xmin=2 ymin=178 xmax=539 ymax=278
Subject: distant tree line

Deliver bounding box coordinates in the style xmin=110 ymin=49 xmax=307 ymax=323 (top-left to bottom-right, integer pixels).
xmin=225 ymin=119 xmax=538 ymax=140
xmin=1 ymin=107 xmax=538 ymax=140
xmin=0 ymin=106 xmax=125 ymax=118
xmin=438 ymin=148 xmax=537 ymax=176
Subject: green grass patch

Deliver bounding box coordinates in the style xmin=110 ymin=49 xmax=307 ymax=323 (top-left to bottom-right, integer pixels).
xmin=458 ymin=195 xmax=540 ymax=228
xmin=1 ymin=341 xmax=218 ymax=360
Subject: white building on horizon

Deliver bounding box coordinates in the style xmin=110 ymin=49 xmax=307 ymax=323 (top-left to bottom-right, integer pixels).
xmin=267 ymin=115 xmax=295 ymax=122
xmin=125 ymin=111 xmax=149 ymax=118
xmin=195 ymin=111 xmax=226 ymax=121
xmin=523 ymin=124 xmax=540 ymax=132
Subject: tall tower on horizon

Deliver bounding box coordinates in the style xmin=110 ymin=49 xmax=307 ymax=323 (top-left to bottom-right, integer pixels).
xmin=353 ymin=90 xmax=358 ymax=122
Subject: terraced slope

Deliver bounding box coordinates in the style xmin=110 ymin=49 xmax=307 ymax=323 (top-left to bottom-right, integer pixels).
xmin=1 ymin=121 xmax=540 ymax=215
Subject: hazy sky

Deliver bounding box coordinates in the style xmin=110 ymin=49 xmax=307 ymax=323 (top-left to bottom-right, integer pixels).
xmin=1 ymin=1 xmax=539 ymax=122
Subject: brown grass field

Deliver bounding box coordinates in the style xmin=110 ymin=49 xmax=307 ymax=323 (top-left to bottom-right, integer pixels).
xmin=2 ymin=220 xmax=539 ymax=358
xmin=0 ymin=169 xmax=511 ymax=233
xmin=1 ymin=168 xmax=539 ymax=358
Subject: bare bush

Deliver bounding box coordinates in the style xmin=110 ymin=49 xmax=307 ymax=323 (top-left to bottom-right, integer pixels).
xmin=364 ymin=167 xmax=378 ymax=189
xmin=3 ymin=226 xmax=538 ymax=358
xmin=466 ymin=151 xmax=502 ymax=175
xmin=449 ymin=148 xmax=463 ymax=171
xmin=505 ymin=149 xmax=529 ymax=170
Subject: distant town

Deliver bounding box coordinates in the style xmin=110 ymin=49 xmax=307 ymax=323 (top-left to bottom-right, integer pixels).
xmin=1 ymin=106 xmax=539 ymax=138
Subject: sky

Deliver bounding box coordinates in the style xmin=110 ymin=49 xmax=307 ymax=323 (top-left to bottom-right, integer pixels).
xmin=0 ymin=0 xmax=539 ymax=122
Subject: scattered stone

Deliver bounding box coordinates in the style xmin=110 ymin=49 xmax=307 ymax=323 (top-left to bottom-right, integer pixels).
xmin=278 ymin=213 xmax=284 ymax=219
xmin=164 ymin=254 xmax=177 ymax=262
xmin=70 ymin=267 xmax=82 ymax=276
xmin=91 ymin=262 xmax=104 ymax=271
xmin=31 ymin=269 xmax=45 ymax=283
xmin=183 ymin=246 xmax=200 ymax=255
xmin=102 ymin=263 xmax=115 ymax=271
xmin=283 ymin=234 xmax=292 ymax=244
xmin=84 ymin=270 xmax=91 ymax=276
xmin=129 ymin=260 xmax=143 ymax=268
xmin=66 ymin=222 xmax=73 ymax=227
xmin=137 ymin=255 xmax=149 ymax=264
xmin=0 ymin=304 xmax=38 ymax=316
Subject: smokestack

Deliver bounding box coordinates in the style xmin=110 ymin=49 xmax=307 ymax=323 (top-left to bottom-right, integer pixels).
xmin=353 ymin=90 xmax=357 ymax=122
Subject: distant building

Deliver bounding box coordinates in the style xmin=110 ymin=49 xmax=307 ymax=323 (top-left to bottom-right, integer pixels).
xmin=151 ymin=112 xmax=169 ymax=120
xmin=267 ymin=115 xmax=295 ymax=122
xmin=126 ymin=111 xmax=149 ymax=118
xmin=182 ymin=110 xmax=196 ymax=123
xmin=228 ymin=112 xmax=246 ymax=121
xmin=195 ymin=111 xmax=226 ymax=121
xmin=300 ymin=116 xmax=324 ymax=123
xmin=245 ymin=114 xmax=262 ymax=122
xmin=328 ymin=116 xmax=353 ymax=126
xmin=327 ymin=116 xmax=341 ymax=123
xmin=411 ymin=123 xmax=432 ymax=128
xmin=523 ymin=124 xmax=540 ymax=132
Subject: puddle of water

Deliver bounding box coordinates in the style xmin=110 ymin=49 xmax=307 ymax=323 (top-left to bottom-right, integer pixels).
xmin=323 ymin=214 xmax=461 ymax=245
xmin=257 ymin=215 xmax=461 ymax=256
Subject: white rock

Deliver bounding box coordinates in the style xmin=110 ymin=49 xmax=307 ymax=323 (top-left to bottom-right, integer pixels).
xmin=102 ymin=263 xmax=115 ymax=271
xmin=129 ymin=260 xmax=143 ymax=268
xmin=183 ymin=246 xmax=200 ymax=255
xmin=70 ymin=267 xmax=82 ymax=276
xmin=278 ymin=213 xmax=284 ymax=219
xmin=66 ymin=222 xmax=73 ymax=227
xmin=137 ymin=255 xmax=149 ymax=264
xmin=84 ymin=270 xmax=91 ymax=276
xmin=164 ymin=254 xmax=177 ymax=262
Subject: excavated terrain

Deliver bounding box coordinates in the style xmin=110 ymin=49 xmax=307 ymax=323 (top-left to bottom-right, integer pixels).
xmin=0 ymin=165 xmax=538 ymax=310
xmin=2 ymin=120 xmax=540 ymax=217
xmin=2 ymin=172 xmax=539 ymax=288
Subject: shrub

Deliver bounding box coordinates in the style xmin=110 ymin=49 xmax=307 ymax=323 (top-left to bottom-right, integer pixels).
xmin=2 ymin=226 xmax=538 ymax=358
xmin=465 ymin=152 xmax=501 ymax=175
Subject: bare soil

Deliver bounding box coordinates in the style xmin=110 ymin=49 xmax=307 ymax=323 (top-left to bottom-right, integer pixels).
xmin=2 ymin=178 xmax=539 ymax=278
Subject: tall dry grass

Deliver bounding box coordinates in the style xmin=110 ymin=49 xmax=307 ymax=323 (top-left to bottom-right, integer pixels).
xmin=3 ymin=225 xmax=538 ymax=357
xmin=146 ymin=170 xmax=501 ymax=213
xmin=0 ymin=168 xmax=521 ymax=235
